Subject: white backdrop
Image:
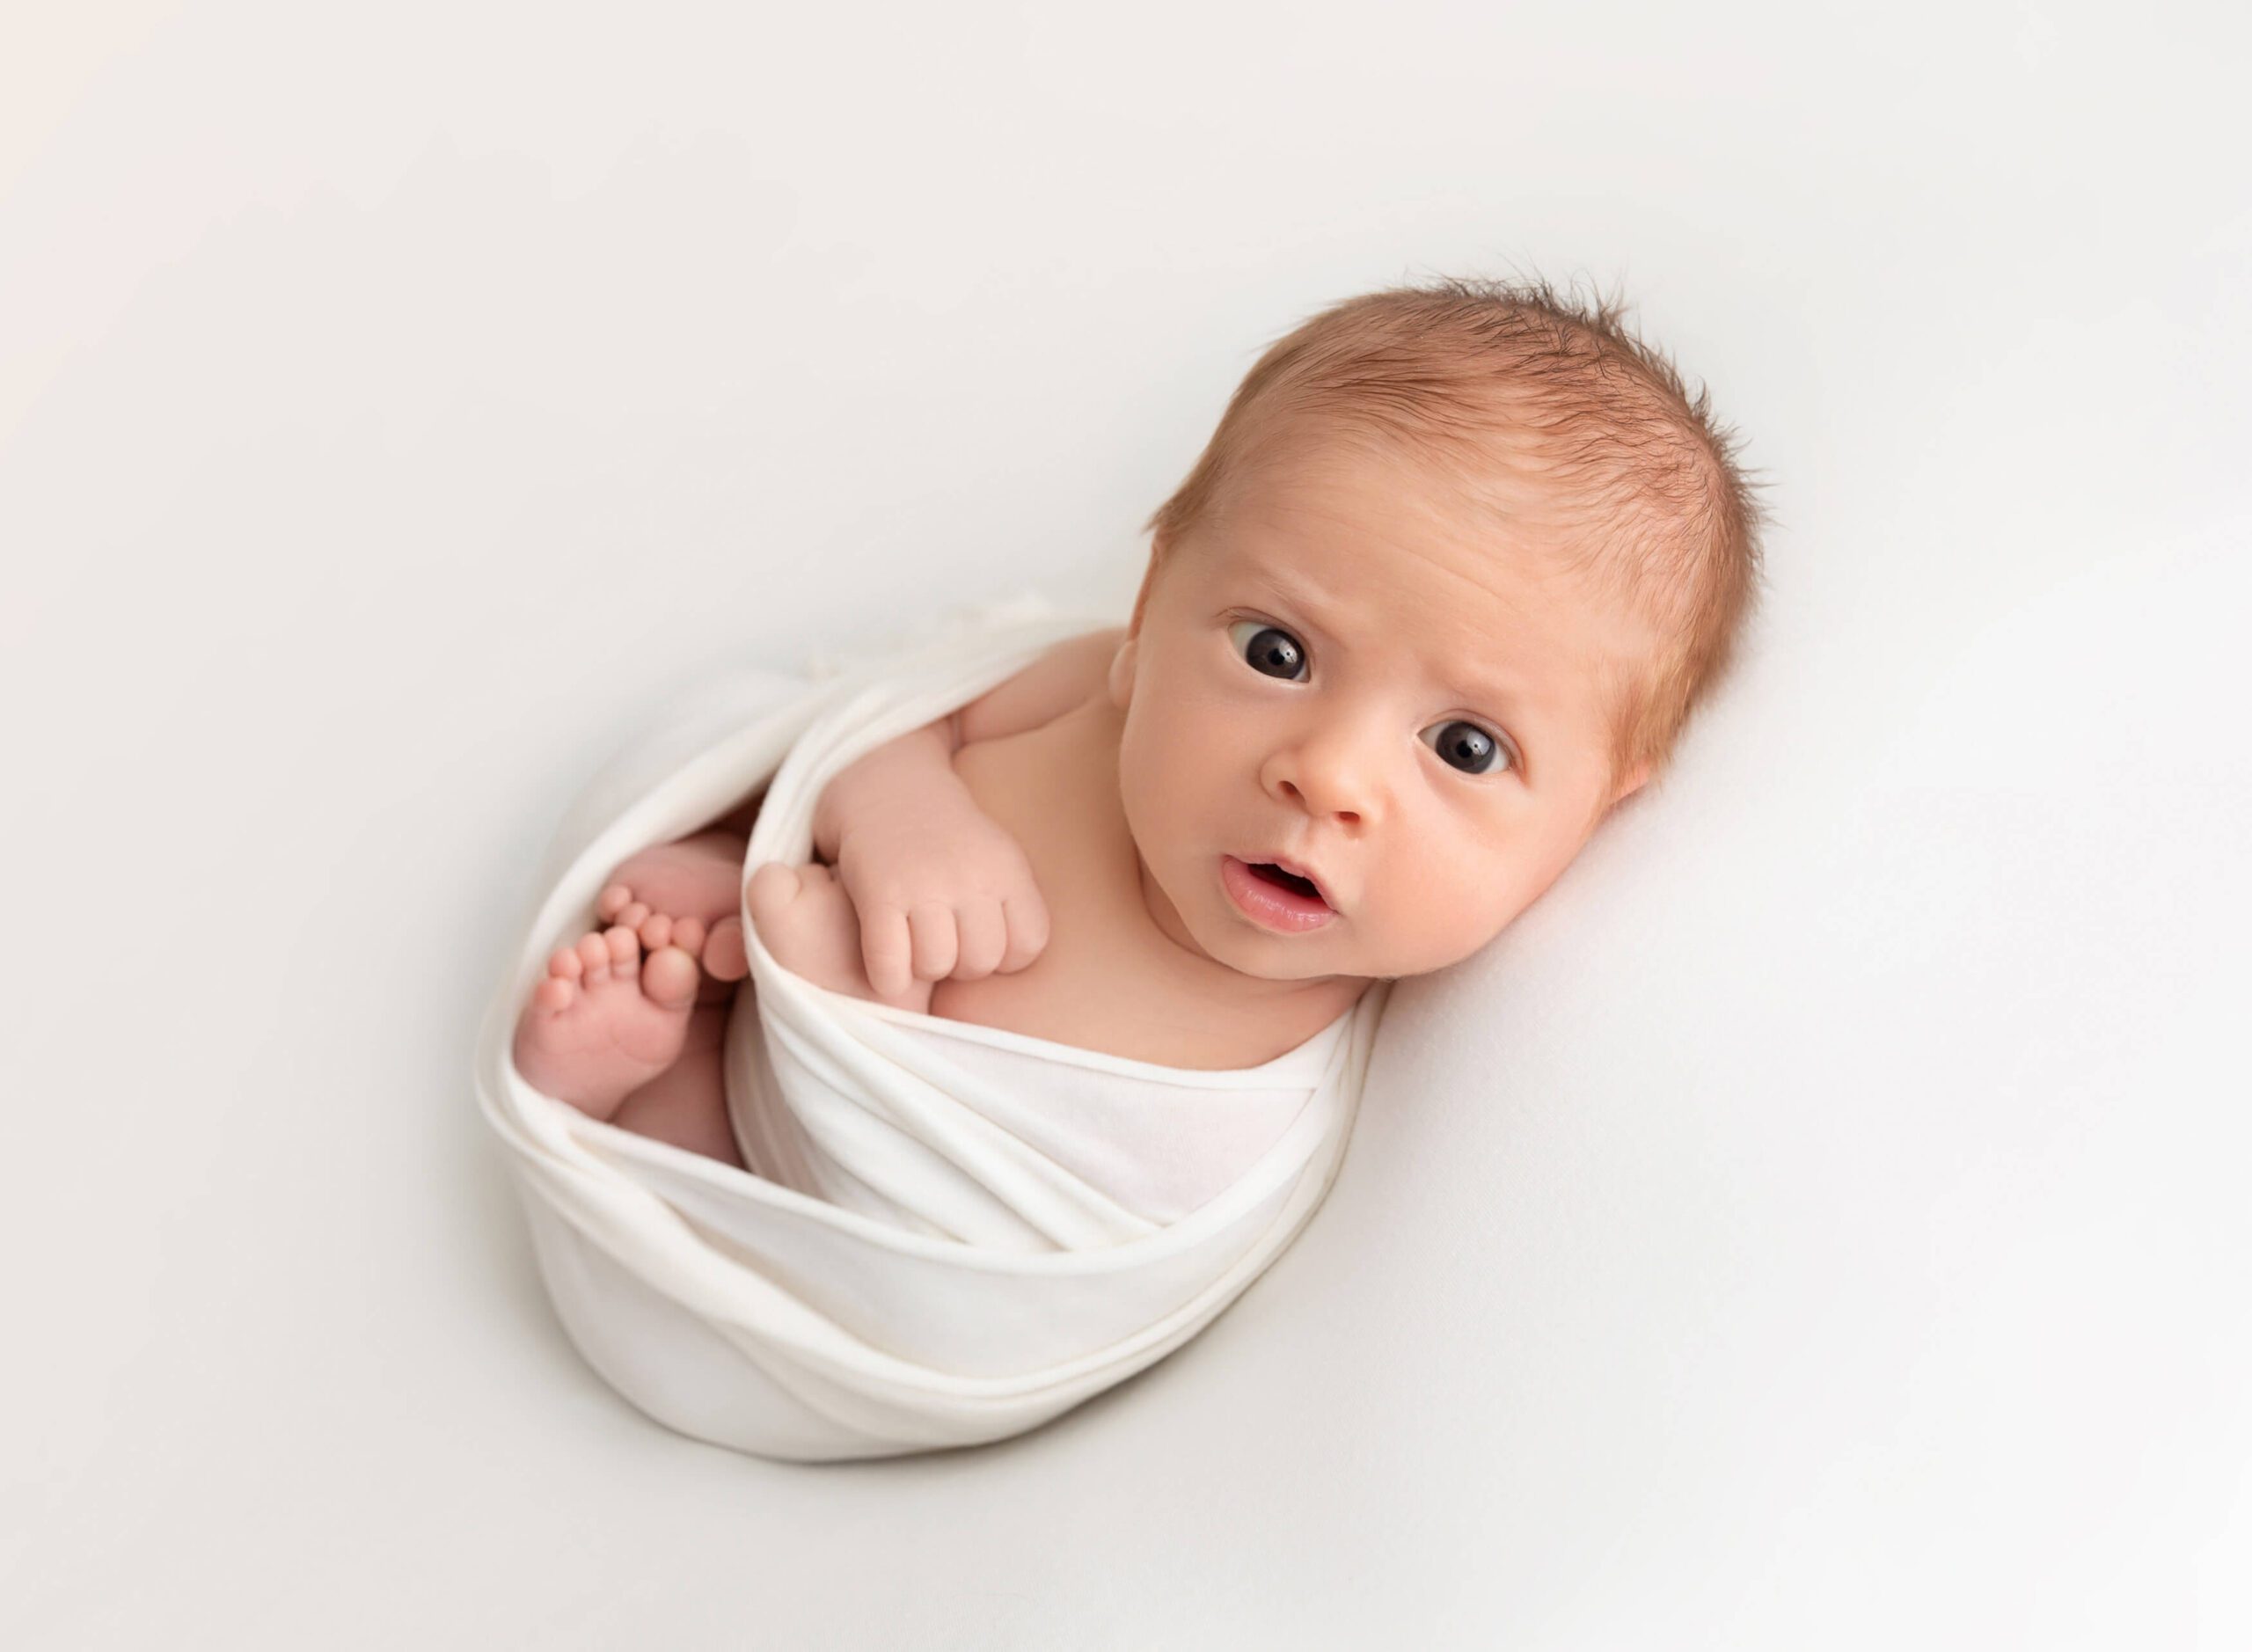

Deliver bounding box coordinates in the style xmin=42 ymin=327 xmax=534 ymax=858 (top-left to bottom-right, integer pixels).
xmin=4 ymin=2 xmax=2246 ymax=1647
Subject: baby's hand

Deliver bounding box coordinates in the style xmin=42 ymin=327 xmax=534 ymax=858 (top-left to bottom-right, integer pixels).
xmin=830 ymin=799 xmax=1051 ymax=1000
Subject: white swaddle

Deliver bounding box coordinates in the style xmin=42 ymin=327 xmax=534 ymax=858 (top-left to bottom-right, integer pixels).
xmin=473 ymin=593 xmax=1393 ymax=1460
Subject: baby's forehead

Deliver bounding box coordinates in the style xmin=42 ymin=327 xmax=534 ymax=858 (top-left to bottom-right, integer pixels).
xmin=1214 ymin=420 xmax=1675 ymax=612
xmin=1229 ymin=420 xmax=1594 ymax=548
xmin=1211 ymin=476 xmax=1604 ymax=616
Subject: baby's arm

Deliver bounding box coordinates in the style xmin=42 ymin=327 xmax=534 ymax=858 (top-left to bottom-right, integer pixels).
xmin=804 ymin=730 xmax=1038 ymax=997
xmin=811 ymin=625 xmax=1123 ymax=860
xmin=801 ymin=628 xmax=1122 ymax=994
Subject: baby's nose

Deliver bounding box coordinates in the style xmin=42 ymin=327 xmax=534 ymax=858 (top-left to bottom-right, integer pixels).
xmin=1269 ymin=735 xmax=1382 ymax=823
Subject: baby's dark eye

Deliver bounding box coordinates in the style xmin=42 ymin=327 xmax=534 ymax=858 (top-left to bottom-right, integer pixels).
xmin=1422 ymin=720 xmax=1512 ymax=777
xmin=1229 ymin=619 xmax=1306 ymax=681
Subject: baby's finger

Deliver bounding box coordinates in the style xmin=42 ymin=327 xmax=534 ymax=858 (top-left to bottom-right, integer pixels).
xmin=907 ymin=903 xmax=960 ymax=983
xmin=952 ymin=898 xmax=1008 ymax=981
xmin=998 ymin=894 xmax=1050 ymax=973
xmin=859 ymin=904 xmax=915 ymax=1001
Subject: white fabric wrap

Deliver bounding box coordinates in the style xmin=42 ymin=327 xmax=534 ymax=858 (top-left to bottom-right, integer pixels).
xmin=473 ymin=592 xmax=1393 ymax=1461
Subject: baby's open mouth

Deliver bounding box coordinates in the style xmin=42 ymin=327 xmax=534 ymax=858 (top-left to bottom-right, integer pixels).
xmin=1247 ymin=863 xmax=1325 ymax=903
xmin=1221 ymin=855 xmax=1338 ymax=932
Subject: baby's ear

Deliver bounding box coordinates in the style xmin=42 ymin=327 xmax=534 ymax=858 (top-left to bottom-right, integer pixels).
xmin=1107 ymin=638 xmax=1139 ymax=711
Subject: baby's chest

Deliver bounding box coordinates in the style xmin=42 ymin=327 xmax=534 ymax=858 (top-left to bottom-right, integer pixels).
xmin=928 ymin=713 xmax=1282 ymax=1071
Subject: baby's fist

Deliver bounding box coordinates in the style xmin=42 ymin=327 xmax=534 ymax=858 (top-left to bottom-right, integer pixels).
xmin=833 ymin=808 xmax=1052 ymax=1001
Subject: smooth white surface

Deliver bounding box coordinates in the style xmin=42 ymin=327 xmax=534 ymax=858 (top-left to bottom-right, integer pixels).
xmin=3 ymin=1 xmax=2245 ymax=1646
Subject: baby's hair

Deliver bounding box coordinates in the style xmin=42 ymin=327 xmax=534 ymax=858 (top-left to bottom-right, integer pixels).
xmin=1144 ymin=274 xmax=1771 ymax=795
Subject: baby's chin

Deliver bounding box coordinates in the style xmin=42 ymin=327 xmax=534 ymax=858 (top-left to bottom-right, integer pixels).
xmin=1211 ymin=943 xmax=1377 ymax=985
xmin=1201 ymin=914 xmax=1499 ymax=988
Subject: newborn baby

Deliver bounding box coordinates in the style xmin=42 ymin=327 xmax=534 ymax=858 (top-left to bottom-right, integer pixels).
xmin=513 ymin=276 xmax=1765 ymax=1169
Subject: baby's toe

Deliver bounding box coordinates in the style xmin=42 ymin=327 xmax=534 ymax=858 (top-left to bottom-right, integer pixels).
xmin=531 ymin=975 xmax=575 ymax=1013
xmin=574 ymin=931 xmax=613 ymax=979
xmin=701 ymin=916 xmax=748 ymax=982
xmin=546 ymin=943 xmax=585 ymax=983
xmin=641 ymin=945 xmax=700 ymax=1011
xmin=596 ymin=883 xmax=633 ymax=923
xmin=618 ymin=901 xmax=651 ymax=930
xmin=637 ymin=912 xmax=675 ymax=952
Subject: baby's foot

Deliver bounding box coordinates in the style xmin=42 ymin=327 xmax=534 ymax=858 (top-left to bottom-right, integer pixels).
xmin=513 ymin=925 xmax=704 ymax=1118
xmin=746 ymin=861 xmax=933 ymax=1014
xmin=597 ymin=830 xmax=749 ymax=985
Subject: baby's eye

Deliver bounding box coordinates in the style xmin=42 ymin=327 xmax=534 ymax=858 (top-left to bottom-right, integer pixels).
xmin=1229 ymin=618 xmax=1306 ymax=681
xmin=1422 ymin=719 xmax=1514 ymax=777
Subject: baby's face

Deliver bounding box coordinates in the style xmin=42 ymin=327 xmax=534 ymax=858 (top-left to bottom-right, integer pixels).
xmin=1108 ymin=435 xmax=1656 ymax=986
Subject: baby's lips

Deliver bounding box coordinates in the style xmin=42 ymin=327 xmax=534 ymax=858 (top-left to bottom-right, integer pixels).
xmin=1238 ymin=851 xmax=1338 ymax=911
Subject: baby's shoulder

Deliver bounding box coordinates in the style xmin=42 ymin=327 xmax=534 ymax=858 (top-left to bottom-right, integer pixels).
xmin=949 ymin=691 xmax=1126 ymax=872
xmin=954 ymin=625 xmax=1125 ymax=749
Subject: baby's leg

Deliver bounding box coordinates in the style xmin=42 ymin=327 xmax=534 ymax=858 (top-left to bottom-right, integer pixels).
xmin=512 ymin=803 xmax=769 ymax=1158
xmin=611 ymin=1000 xmax=743 ymax=1169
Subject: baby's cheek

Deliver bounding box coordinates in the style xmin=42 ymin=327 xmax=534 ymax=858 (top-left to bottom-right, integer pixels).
xmin=1409 ymin=865 xmax=1524 ymax=966
xmin=1113 ymin=731 xmax=1170 ymax=837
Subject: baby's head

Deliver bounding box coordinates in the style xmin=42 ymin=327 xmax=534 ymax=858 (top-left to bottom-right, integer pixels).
xmin=1106 ymin=275 xmax=1766 ymax=985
